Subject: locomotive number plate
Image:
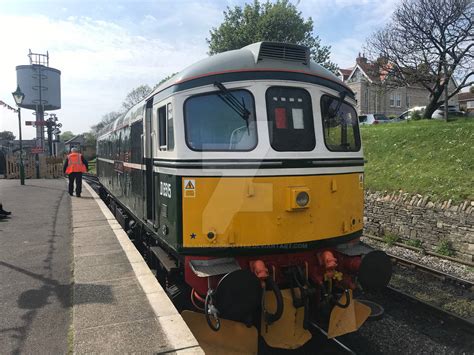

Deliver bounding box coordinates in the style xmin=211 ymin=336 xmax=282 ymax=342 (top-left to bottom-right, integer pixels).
xmin=160 ymin=182 xmax=172 ymax=198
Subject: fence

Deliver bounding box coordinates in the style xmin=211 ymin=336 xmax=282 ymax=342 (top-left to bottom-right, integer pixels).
xmin=5 ymin=154 xmax=64 ymax=179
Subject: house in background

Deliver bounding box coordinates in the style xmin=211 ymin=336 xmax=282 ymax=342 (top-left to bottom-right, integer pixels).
xmin=64 ymin=134 xmax=85 ymax=152
xmin=458 ymin=91 xmax=474 ymax=115
xmin=64 ymin=134 xmax=96 ymax=160
xmin=338 ymin=53 xmax=458 ymax=116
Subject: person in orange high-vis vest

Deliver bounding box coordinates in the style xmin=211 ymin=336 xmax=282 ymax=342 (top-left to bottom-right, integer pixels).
xmin=63 ymin=147 xmax=88 ymax=197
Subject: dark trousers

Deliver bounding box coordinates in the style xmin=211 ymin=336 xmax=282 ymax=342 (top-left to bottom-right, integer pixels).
xmin=68 ymin=172 xmax=83 ymax=195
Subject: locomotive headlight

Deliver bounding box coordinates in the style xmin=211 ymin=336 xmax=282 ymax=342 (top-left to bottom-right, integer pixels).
xmin=287 ymin=187 xmax=310 ymax=210
xmin=296 ymin=191 xmax=309 ymax=207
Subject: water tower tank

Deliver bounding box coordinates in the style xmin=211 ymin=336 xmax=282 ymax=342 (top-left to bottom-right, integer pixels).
xmin=16 ymin=65 xmax=61 ymax=110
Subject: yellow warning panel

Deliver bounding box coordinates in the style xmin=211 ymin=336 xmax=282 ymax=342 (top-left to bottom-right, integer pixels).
xmin=182 ymin=310 xmax=258 ymax=354
xmin=327 ymin=290 xmax=371 ymax=339
xmin=184 ymin=179 xmax=196 ymax=198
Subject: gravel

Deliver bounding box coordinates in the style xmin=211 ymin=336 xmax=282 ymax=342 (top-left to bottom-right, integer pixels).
xmin=341 ymin=288 xmax=474 ymax=355
xmin=390 ymin=265 xmax=474 ymax=318
xmin=361 ymin=236 xmax=474 ymax=282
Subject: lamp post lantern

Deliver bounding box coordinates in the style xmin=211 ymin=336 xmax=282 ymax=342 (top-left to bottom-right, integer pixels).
xmin=12 ymin=85 xmax=25 ymax=185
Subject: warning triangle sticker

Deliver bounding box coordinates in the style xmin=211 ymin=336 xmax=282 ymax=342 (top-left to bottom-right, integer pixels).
xmin=185 ymin=180 xmax=195 ymax=190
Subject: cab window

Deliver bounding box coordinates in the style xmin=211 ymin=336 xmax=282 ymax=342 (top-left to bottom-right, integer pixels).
xmin=266 ymin=87 xmax=315 ymax=151
xmin=321 ymin=94 xmax=361 ymax=152
xmin=184 ymin=89 xmax=257 ymax=151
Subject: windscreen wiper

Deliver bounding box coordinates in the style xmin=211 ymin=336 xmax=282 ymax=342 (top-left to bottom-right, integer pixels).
xmin=214 ymin=82 xmax=251 ymax=131
xmin=329 ymin=91 xmax=347 ymax=119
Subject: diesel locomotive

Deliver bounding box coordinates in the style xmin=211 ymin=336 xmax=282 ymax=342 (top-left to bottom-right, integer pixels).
xmin=96 ymin=42 xmax=392 ymax=353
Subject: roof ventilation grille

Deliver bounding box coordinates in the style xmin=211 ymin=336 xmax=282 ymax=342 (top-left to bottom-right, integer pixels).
xmin=258 ymin=42 xmax=309 ymax=65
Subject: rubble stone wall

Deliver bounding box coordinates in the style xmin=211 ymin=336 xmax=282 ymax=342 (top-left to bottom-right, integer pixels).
xmin=364 ymin=191 xmax=474 ymax=262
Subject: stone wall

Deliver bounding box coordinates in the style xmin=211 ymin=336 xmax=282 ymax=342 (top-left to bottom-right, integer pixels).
xmin=364 ymin=191 xmax=474 ymax=261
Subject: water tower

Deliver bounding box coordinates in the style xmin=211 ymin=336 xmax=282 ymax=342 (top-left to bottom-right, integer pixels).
xmin=16 ymin=50 xmax=61 ymax=154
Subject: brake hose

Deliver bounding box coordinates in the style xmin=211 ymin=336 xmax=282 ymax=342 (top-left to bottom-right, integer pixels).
xmin=204 ymin=290 xmax=220 ymax=331
xmin=333 ymin=289 xmax=351 ymax=309
xmin=264 ymin=276 xmax=284 ymax=324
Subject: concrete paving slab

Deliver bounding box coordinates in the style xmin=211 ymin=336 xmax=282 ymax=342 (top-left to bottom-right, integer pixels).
xmin=73 ymin=277 xmax=156 ymax=330
xmin=131 ymin=258 xmax=156 ymax=276
xmin=74 ymin=261 xmax=135 ymax=283
xmin=156 ymin=314 xmax=201 ymax=350
xmin=74 ymin=250 xmax=129 ymax=268
xmin=73 ymin=218 xmax=114 ymax=228
xmin=72 ymin=224 xmax=118 ymax=239
xmin=71 ymin=201 xmax=102 ymax=211
xmin=73 ymin=232 xmax=119 ymax=247
xmin=73 ymin=213 xmax=109 ymax=224
xmin=74 ymin=317 xmax=175 ymax=354
xmin=146 ymin=290 xmax=179 ymax=318
xmin=74 ymin=242 xmax=125 ymax=256
xmin=136 ymin=273 xmax=163 ymax=294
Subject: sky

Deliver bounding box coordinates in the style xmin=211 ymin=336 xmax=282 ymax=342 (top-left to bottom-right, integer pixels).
xmin=0 ymin=0 xmax=401 ymax=139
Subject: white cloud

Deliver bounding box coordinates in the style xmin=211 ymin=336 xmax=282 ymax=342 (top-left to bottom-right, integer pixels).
xmin=0 ymin=14 xmax=209 ymax=138
xmin=0 ymin=0 xmax=401 ymax=139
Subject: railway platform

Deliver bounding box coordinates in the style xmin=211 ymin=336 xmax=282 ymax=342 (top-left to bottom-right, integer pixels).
xmin=0 ymin=179 xmax=203 ymax=354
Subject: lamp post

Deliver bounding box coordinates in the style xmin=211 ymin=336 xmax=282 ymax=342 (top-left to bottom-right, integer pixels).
xmin=12 ymin=85 xmax=25 ymax=185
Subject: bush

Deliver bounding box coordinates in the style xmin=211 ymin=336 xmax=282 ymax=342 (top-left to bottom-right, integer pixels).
xmin=411 ymin=110 xmax=422 ymax=120
xmin=405 ymin=239 xmax=423 ymax=248
xmin=435 ymin=240 xmax=455 ymax=256
xmin=383 ymin=233 xmax=400 ymax=246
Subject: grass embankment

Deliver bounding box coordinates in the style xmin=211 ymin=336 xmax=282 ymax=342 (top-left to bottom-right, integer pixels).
xmin=361 ymin=118 xmax=474 ymax=203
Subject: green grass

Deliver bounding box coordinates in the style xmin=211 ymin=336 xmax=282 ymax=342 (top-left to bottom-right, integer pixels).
xmin=361 ymin=118 xmax=474 ymax=202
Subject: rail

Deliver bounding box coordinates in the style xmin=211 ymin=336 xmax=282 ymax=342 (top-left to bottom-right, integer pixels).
xmin=388 ymin=253 xmax=473 ymax=289
xmin=364 ymin=234 xmax=474 ymax=268
xmin=385 ymin=286 xmax=474 ymax=328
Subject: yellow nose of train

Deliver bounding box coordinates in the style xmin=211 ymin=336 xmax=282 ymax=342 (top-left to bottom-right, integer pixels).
xmin=182 ymin=174 xmax=364 ymax=249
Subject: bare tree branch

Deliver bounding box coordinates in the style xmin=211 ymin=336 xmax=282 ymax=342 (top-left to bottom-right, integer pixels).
xmin=365 ymin=0 xmax=473 ymax=118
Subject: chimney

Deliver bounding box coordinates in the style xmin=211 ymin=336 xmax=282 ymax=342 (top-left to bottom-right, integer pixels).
xmin=356 ymin=52 xmax=367 ymax=65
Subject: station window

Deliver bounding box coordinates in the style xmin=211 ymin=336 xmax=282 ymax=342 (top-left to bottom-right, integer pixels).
xmin=266 ymin=87 xmax=315 ymax=151
xmin=321 ymin=94 xmax=361 ymax=152
xmin=184 ymin=89 xmax=257 ymax=151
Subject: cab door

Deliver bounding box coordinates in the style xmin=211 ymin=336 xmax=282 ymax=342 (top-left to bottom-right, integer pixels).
xmin=144 ymin=99 xmax=155 ymax=225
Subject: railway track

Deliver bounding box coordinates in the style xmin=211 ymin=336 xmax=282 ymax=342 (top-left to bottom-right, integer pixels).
xmin=388 ymin=253 xmax=473 ymax=289
xmin=386 ymin=253 xmax=474 ymax=328
xmin=83 ymin=173 xmax=101 ymax=189
xmin=364 ymin=234 xmax=474 ymax=268
xmin=385 ymin=285 xmax=474 ymax=327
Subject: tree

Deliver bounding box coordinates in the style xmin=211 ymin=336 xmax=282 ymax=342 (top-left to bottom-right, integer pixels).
xmin=122 ymin=85 xmax=152 ymax=111
xmin=0 ymin=131 xmax=15 ymax=141
xmin=366 ymin=0 xmax=473 ymax=120
xmin=60 ymin=131 xmax=75 ymax=142
xmin=154 ymin=72 xmax=179 ymax=89
xmin=90 ymin=111 xmax=123 ymax=135
xmin=207 ymin=0 xmax=338 ymax=73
